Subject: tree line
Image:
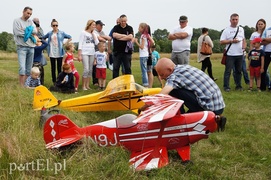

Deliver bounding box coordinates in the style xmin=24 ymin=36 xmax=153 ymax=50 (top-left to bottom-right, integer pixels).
xmin=0 ymin=25 xmax=255 ymax=53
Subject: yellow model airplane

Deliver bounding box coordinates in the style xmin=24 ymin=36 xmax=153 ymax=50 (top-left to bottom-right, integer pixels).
xmin=33 ymin=75 xmax=161 ymax=112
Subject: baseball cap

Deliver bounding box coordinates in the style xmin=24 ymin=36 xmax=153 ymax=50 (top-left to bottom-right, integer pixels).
xmin=96 ymin=20 xmax=105 ymax=26
xmin=179 ymin=15 xmax=188 ymax=22
xmin=252 ymin=37 xmax=261 ymax=44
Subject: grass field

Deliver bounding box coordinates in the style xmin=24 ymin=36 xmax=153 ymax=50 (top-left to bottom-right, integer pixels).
xmin=0 ymin=52 xmax=271 ymax=179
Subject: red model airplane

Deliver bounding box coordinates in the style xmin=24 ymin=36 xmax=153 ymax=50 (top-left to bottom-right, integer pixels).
xmin=43 ymin=94 xmax=226 ymax=171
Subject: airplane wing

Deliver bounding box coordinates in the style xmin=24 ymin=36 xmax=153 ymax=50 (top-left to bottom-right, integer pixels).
xmin=133 ymin=94 xmax=184 ymax=124
xmin=129 ymin=146 xmax=169 ymax=171
xmin=45 ymin=135 xmax=83 ymax=149
xmin=99 ymin=75 xmax=137 ymax=99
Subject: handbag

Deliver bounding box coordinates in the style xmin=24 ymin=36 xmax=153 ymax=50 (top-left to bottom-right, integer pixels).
xmin=41 ymin=55 xmax=47 ymax=66
xmin=221 ymin=26 xmax=239 ymax=65
xmin=221 ymin=49 xmax=227 ymax=65
xmin=200 ymin=35 xmax=212 ymax=55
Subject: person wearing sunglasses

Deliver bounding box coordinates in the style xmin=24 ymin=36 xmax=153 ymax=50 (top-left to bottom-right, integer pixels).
xmin=42 ymin=19 xmax=72 ymax=85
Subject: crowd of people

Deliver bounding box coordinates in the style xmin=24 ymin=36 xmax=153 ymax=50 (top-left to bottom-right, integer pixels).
xmin=12 ymin=7 xmax=271 ymax=122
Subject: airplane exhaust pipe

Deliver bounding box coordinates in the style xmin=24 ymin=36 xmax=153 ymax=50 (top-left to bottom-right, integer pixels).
xmin=39 ymin=107 xmax=60 ymax=128
xmin=215 ymin=115 xmax=227 ymax=132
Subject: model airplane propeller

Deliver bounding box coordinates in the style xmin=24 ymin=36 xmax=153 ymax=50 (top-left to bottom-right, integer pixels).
xmin=33 ymin=75 xmax=161 ymax=112
xmin=43 ymin=94 xmax=226 ymax=171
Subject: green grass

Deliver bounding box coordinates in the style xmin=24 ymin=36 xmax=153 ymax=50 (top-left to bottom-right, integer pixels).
xmin=1 ymin=53 xmax=271 ymax=179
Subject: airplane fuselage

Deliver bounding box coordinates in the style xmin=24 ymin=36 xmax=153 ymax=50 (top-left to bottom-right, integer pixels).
xmin=58 ymin=88 xmax=161 ymax=112
xmin=47 ymin=111 xmax=217 ymax=152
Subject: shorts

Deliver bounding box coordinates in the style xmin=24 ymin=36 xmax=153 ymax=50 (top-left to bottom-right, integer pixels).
xmin=249 ymin=66 xmax=261 ymax=78
xmin=96 ymin=68 xmax=106 ymax=79
xmin=147 ymin=65 xmax=152 ymax=73
xmin=17 ymin=46 xmax=34 ymax=76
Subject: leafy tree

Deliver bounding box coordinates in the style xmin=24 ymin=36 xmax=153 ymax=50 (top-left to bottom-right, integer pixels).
xmin=192 ymin=28 xmax=201 ymax=41
xmin=242 ymin=25 xmax=255 ymax=40
xmin=0 ymin=32 xmax=15 ymax=51
xmin=152 ymin=29 xmax=169 ymax=41
xmin=152 ymin=29 xmax=171 ymax=53
xmin=6 ymin=39 xmax=16 ymax=52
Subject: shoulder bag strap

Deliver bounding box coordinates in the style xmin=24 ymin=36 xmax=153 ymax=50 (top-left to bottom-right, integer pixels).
xmin=203 ymin=35 xmax=207 ymax=42
xmin=225 ymin=26 xmax=239 ymax=54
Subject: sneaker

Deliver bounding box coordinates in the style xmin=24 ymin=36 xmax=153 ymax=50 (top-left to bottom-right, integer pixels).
xmin=224 ymin=88 xmax=230 ymax=92
xmin=235 ymin=87 xmax=243 ymax=91
xmin=82 ymin=87 xmax=88 ymax=91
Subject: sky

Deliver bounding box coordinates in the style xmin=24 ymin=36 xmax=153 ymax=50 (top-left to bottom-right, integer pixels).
xmin=1 ymin=0 xmax=270 ymax=42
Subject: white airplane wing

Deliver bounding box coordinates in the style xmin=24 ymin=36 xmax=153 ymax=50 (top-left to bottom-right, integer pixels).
xmin=133 ymin=94 xmax=183 ymax=124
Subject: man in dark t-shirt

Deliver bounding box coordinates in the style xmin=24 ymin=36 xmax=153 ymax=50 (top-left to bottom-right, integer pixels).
xmin=112 ymin=14 xmax=134 ymax=78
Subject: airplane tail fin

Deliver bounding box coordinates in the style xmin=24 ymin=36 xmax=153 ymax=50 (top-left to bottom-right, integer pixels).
xmin=33 ymin=85 xmax=59 ymax=110
xmin=43 ymin=114 xmax=84 ymax=149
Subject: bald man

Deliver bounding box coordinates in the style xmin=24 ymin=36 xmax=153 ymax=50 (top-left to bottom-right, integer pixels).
xmin=155 ymin=58 xmax=225 ymax=115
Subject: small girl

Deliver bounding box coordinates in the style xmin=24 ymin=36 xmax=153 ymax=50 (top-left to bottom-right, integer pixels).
xmin=134 ymin=23 xmax=155 ymax=88
xmin=62 ymin=42 xmax=80 ymax=91
xmin=94 ymin=42 xmax=108 ymax=90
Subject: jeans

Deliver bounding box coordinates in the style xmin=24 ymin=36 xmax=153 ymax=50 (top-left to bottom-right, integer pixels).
xmin=140 ymin=56 xmax=148 ymax=87
xmin=17 ymin=46 xmax=34 ymax=76
xmin=233 ymin=55 xmax=250 ymax=85
xmin=113 ymin=52 xmax=132 ymax=78
xmin=82 ymin=55 xmax=94 ymax=78
xmin=171 ymin=51 xmax=190 ymax=65
xmin=169 ymin=88 xmax=224 ymax=115
xmin=50 ymin=57 xmax=62 ymax=83
xmin=260 ymin=52 xmax=271 ymax=90
xmin=223 ymin=55 xmax=243 ymax=90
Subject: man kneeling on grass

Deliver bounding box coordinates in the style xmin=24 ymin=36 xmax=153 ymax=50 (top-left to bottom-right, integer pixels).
xmin=141 ymin=58 xmax=227 ymax=130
